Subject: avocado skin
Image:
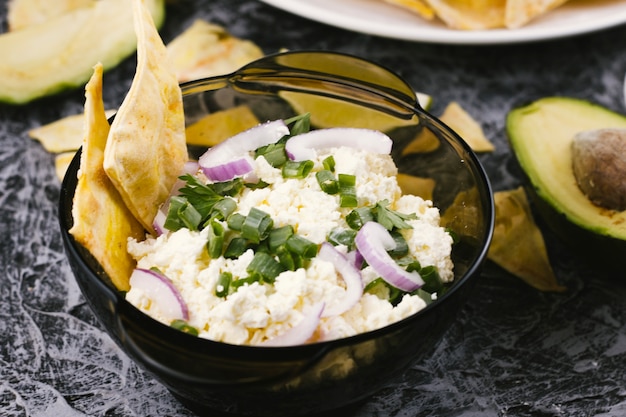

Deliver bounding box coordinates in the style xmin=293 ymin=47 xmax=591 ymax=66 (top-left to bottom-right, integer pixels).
xmin=525 ymin=184 xmax=626 ymax=275
xmin=506 ymin=97 xmax=626 ymax=273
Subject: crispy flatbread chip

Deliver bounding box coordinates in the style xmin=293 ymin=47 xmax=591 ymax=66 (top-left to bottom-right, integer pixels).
xmin=103 ymin=0 xmax=187 ymax=234
xmin=382 ymin=0 xmax=435 ymax=20
xmin=505 ymin=0 xmax=568 ymax=28
xmin=55 ymin=151 xmax=76 ymax=181
xmin=69 ymin=63 xmax=145 ymax=292
xmin=423 ymin=0 xmax=507 ymax=30
xmin=29 ymin=109 xmax=116 ymax=153
xmin=185 ymin=105 xmax=260 ymax=147
xmin=488 ymin=187 xmax=566 ymax=292
xmin=167 ymin=19 xmax=263 ymax=83
xmin=440 ymin=101 xmax=494 ymax=152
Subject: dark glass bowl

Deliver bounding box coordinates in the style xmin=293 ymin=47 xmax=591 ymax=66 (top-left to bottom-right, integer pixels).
xmin=59 ymin=51 xmax=494 ymax=417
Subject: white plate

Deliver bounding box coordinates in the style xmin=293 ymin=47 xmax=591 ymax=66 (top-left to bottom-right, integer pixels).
xmin=258 ymin=0 xmax=626 ymax=44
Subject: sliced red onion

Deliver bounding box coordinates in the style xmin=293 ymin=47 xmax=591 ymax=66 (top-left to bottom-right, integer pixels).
xmin=355 ymin=221 xmax=423 ymax=292
xmin=318 ymin=242 xmax=363 ymax=317
xmin=198 ymin=120 xmax=289 ymax=181
xmin=183 ymin=160 xmax=199 ymax=175
xmin=129 ymin=268 xmax=189 ymax=321
xmin=345 ymin=249 xmax=364 ymax=270
xmin=201 ymin=155 xmax=255 ymax=182
xmin=285 ymin=128 xmax=392 ymax=161
xmin=152 ymin=207 xmax=168 ymax=236
xmin=259 ymin=302 xmax=325 ymax=347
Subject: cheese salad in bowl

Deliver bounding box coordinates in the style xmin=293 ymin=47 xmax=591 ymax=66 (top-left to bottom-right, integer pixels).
xmin=59 ymin=2 xmax=493 ymax=414
xmin=125 ymin=116 xmax=455 ymax=346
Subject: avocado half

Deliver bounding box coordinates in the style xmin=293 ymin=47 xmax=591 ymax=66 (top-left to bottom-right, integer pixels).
xmin=0 ymin=0 xmax=165 ymax=105
xmin=506 ymin=97 xmax=626 ymax=272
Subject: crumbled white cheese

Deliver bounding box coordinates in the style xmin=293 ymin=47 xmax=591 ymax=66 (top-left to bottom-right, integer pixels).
xmin=126 ymin=146 xmax=454 ymax=345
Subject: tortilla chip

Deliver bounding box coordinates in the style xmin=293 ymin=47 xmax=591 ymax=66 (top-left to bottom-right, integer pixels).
xmin=488 ymin=187 xmax=566 ymax=292
xmin=440 ymin=102 xmax=494 ymax=152
xmin=397 ymin=173 xmax=435 ymax=201
xmin=103 ymin=0 xmax=187 ymax=234
xmin=185 ymin=105 xmax=260 ymax=147
xmin=505 ymin=0 xmax=569 ymax=28
xmin=7 ymin=0 xmax=96 ymax=31
xmin=166 ymin=19 xmax=263 ymax=83
xmin=69 ymin=63 xmax=145 ymax=292
xmin=55 ymin=151 xmax=76 ymax=180
xmin=382 ymin=0 xmax=435 ymax=20
xmin=29 ymin=109 xmax=116 ymax=153
xmin=423 ymin=0 xmax=506 ymax=30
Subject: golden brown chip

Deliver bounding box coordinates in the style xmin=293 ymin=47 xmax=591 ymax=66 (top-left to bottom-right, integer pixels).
xmin=382 ymin=0 xmax=435 ymax=20
xmin=69 ymin=63 xmax=145 ymax=292
xmin=488 ymin=187 xmax=566 ymax=292
xmin=440 ymin=101 xmax=494 ymax=152
xmin=103 ymin=0 xmax=187 ymax=234
xmin=185 ymin=105 xmax=260 ymax=147
xmin=505 ymin=0 xmax=569 ymax=28
xmin=397 ymin=173 xmax=435 ymax=201
xmin=55 ymin=151 xmax=76 ymax=181
xmin=166 ymin=19 xmax=264 ymax=83
xmin=423 ymin=0 xmax=506 ymax=30
xmin=29 ymin=109 xmax=116 ymax=153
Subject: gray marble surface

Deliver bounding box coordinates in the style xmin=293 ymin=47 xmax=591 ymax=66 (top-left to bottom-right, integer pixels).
xmin=2 ymin=0 xmax=626 ymax=416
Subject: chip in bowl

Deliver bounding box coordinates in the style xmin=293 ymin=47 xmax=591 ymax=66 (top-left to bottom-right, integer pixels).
xmin=102 ymin=0 xmax=187 ymax=234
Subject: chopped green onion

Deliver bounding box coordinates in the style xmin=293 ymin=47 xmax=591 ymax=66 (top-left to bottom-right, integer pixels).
xmin=282 ymin=160 xmax=314 ymax=179
xmin=207 ymin=219 xmax=225 ymax=258
xmin=209 ymin=198 xmax=237 ymax=221
xmin=286 ymin=234 xmax=318 ymax=258
xmin=387 ymin=230 xmax=409 ymax=258
xmin=322 ymin=155 xmax=335 ymax=172
xmin=327 ymin=228 xmax=357 ymax=248
xmin=215 ymin=271 xmax=232 ymax=297
xmin=246 ymin=252 xmax=285 ymax=283
xmin=412 ymin=288 xmax=434 ymax=305
xmin=224 ymin=237 xmax=248 ymax=259
xmin=316 ymin=170 xmax=339 ymax=194
xmin=346 ymin=207 xmax=374 ymax=230
xmin=276 ymin=245 xmax=303 ymax=271
xmin=267 ymin=225 xmax=294 ymax=252
xmin=165 ymin=196 xmax=203 ymax=231
xmin=364 ymin=277 xmax=403 ymax=305
xmin=231 ymin=275 xmax=260 ymax=289
xmin=241 ymin=208 xmax=273 ymax=244
xmin=170 ymin=319 xmax=199 ymax=336
xmin=338 ymin=173 xmax=357 ymax=208
xmin=227 ymin=213 xmax=246 ymax=231
xmin=419 ymin=265 xmax=443 ymax=293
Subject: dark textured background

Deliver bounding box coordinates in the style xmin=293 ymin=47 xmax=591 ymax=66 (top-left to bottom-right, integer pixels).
xmin=1 ymin=1 xmax=626 ymax=416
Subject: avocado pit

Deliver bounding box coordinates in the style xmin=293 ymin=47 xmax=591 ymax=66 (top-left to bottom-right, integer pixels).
xmin=571 ymin=128 xmax=626 ymax=211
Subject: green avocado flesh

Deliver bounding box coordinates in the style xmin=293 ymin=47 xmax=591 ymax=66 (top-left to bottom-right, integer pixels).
xmin=0 ymin=0 xmax=165 ymax=105
xmin=507 ymin=97 xmax=626 ymax=243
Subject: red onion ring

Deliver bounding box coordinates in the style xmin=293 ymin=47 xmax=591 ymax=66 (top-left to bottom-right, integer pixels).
xmin=355 ymin=221 xmax=423 ymax=292
xmin=198 ymin=120 xmax=289 ymax=181
xmin=259 ymin=302 xmax=325 ymax=347
xmin=129 ymin=268 xmax=189 ymax=321
xmin=318 ymin=242 xmax=363 ymax=317
xmin=285 ymin=128 xmax=392 ymax=161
